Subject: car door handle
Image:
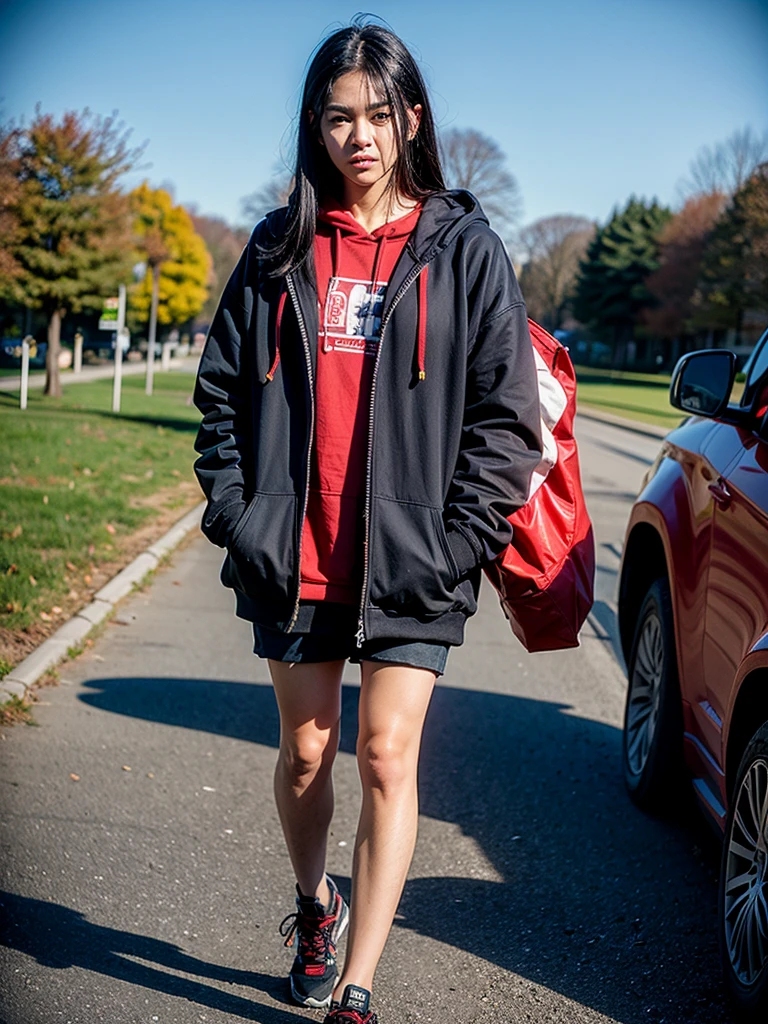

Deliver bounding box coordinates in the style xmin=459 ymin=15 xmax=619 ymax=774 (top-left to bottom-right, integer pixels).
xmin=708 ymin=478 xmax=732 ymax=510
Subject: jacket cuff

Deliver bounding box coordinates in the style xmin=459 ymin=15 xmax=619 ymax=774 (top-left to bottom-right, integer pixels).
xmin=446 ymin=525 xmax=481 ymax=579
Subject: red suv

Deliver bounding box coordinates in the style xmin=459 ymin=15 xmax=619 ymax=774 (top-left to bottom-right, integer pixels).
xmin=618 ymin=331 xmax=768 ymax=1022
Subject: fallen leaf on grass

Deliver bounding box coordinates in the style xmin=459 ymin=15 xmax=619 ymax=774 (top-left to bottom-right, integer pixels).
xmin=6 ymin=564 xmax=17 ymax=575
xmin=10 ymin=525 xmax=22 ymax=539
xmin=29 ymin=575 xmax=37 ymax=586
xmin=83 ymin=574 xmax=92 ymax=585
xmin=88 ymin=544 xmax=95 ymax=555
xmin=66 ymin=561 xmax=76 ymax=571
xmin=105 ymin=524 xmax=116 ymax=535
xmin=42 ymin=495 xmax=48 ymax=504
xmin=51 ymin=606 xmax=62 ymax=615
xmin=39 ymin=611 xmax=51 ymax=621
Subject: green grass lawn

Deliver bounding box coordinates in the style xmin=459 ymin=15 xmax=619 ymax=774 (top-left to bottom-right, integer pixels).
xmin=574 ymin=366 xmax=683 ymax=428
xmin=0 ymin=372 xmax=202 ymax=669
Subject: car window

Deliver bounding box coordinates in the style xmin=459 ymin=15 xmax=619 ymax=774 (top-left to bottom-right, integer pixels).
xmin=740 ymin=329 xmax=768 ymax=408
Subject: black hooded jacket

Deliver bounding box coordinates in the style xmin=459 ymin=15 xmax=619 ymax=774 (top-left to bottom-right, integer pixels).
xmin=193 ymin=190 xmax=542 ymax=645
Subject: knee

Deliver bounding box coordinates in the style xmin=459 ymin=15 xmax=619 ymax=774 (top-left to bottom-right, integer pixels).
xmin=280 ymin=730 xmax=336 ymax=786
xmin=357 ymin=735 xmax=414 ymax=795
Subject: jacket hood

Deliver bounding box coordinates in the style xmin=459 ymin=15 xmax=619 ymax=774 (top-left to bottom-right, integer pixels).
xmin=408 ymin=189 xmax=488 ymax=261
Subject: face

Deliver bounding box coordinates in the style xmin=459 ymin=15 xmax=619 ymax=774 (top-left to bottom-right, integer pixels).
xmin=316 ymin=70 xmax=421 ymax=199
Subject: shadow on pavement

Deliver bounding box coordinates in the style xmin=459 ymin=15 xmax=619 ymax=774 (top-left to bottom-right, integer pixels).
xmin=0 ymin=892 xmax=307 ymax=1022
xmin=61 ymin=676 xmax=729 ymax=1023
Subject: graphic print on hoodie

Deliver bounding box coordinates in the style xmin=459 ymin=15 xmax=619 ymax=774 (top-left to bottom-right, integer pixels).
xmin=300 ymin=201 xmax=422 ymax=604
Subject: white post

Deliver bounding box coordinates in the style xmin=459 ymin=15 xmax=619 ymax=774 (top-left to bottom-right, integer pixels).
xmin=73 ymin=332 xmax=83 ymax=374
xmin=161 ymin=340 xmax=171 ymax=372
xmin=112 ymin=284 xmax=126 ymax=414
xmin=20 ymin=336 xmax=30 ymax=410
xmin=145 ymin=263 xmax=159 ymax=396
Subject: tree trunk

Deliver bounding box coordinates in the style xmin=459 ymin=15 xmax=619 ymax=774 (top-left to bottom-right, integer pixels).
xmin=44 ymin=308 xmax=63 ymax=398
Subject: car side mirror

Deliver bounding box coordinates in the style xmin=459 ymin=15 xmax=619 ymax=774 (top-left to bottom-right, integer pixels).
xmin=670 ymin=350 xmax=736 ymax=417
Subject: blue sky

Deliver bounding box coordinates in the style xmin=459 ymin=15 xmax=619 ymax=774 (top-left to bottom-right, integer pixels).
xmin=1 ymin=0 xmax=767 ymax=230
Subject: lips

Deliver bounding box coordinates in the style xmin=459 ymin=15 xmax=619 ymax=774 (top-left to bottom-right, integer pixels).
xmin=350 ymin=157 xmax=376 ymax=169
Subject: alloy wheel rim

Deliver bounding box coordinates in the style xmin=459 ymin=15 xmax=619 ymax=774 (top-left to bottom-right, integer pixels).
xmin=724 ymin=757 xmax=768 ymax=987
xmin=626 ymin=610 xmax=664 ymax=776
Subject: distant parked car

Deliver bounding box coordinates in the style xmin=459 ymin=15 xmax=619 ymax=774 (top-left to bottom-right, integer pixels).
xmin=618 ymin=329 xmax=768 ymax=1021
xmin=0 ymin=337 xmax=47 ymax=369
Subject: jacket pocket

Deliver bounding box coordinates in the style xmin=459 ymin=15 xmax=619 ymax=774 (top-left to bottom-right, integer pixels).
xmin=223 ymin=492 xmax=297 ymax=601
xmin=368 ymin=498 xmax=467 ymax=619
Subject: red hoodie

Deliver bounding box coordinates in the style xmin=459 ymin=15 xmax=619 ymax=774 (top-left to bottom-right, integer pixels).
xmin=299 ymin=202 xmax=423 ymax=603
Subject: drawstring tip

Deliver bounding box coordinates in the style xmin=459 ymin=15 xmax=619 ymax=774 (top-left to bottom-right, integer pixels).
xmin=418 ymin=370 xmax=426 ymax=381
xmin=265 ymin=372 xmax=274 ymax=382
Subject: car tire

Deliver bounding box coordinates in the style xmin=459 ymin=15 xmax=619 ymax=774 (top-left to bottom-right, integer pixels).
xmin=622 ymin=577 xmax=684 ymax=811
xmin=719 ymin=721 xmax=768 ymax=1021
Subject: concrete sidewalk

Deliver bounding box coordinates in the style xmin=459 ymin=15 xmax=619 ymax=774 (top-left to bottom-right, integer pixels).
xmin=0 ymin=355 xmax=200 ymax=392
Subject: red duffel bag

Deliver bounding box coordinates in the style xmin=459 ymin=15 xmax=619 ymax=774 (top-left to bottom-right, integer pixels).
xmin=484 ymin=319 xmax=595 ymax=652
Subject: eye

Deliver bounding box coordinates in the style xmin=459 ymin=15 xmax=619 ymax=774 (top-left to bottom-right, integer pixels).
xmin=372 ymin=112 xmax=391 ymax=123
xmin=330 ymin=115 xmax=349 ymax=125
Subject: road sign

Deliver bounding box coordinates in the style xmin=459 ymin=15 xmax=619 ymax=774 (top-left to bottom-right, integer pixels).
xmin=98 ymin=296 xmax=120 ymax=331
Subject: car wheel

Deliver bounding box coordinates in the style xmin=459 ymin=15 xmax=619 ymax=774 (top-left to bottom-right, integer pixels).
xmin=622 ymin=577 xmax=684 ymax=810
xmin=719 ymin=721 xmax=768 ymax=1021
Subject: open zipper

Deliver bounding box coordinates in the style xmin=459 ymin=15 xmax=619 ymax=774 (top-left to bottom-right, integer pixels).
xmin=355 ymin=258 xmax=429 ymax=647
xmin=285 ymin=272 xmax=315 ymax=633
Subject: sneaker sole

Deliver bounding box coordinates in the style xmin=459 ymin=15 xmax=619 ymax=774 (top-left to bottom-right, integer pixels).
xmin=290 ymin=897 xmax=350 ymax=1009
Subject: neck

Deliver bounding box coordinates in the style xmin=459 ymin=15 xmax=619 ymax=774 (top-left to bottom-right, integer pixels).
xmin=340 ymin=173 xmax=417 ymax=234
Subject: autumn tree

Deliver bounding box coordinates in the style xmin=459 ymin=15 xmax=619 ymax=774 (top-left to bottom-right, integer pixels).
xmin=518 ymin=215 xmax=594 ymax=331
xmin=189 ymin=212 xmax=250 ymax=324
xmin=643 ymin=193 xmax=726 ymax=347
xmin=0 ymin=123 xmax=23 ymax=286
xmin=440 ymin=127 xmax=521 ymax=238
xmin=0 ymin=107 xmax=141 ymax=396
xmin=572 ymin=197 xmax=671 ymax=366
xmin=129 ymin=183 xmax=211 ymax=335
xmin=680 ymin=126 xmax=768 ymax=199
xmin=696 ymin=164 xmax=768 ymax=340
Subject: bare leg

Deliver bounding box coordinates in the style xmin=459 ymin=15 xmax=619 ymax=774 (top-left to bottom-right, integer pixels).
xmin=269 ymin=658 xmax=345 ymax=905
xmin=335 ymin=661 xmax=436 ymax=995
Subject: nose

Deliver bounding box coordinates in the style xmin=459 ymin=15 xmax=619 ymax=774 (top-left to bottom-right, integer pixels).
xmin=350 ymin=117 xmax=373 ymax=148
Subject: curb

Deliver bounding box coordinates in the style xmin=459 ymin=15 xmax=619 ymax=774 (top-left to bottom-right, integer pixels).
xmin=577 ymin=405 xmax=675 ymax=440
xmin=0 ymin=500 xmax=206 ymax=705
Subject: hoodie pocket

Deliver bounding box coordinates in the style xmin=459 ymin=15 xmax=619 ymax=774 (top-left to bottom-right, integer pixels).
xmin=368 ymin=498 xmax=466 ymax=618
xmin=224 ymin=492 xmax=297 ymax=601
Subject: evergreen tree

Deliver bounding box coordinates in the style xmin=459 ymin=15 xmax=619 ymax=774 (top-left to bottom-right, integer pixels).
xmin=572 ymin=197 xmax=671 ymax=365
xmin=0 ymin=107 xmax=142 ymax=397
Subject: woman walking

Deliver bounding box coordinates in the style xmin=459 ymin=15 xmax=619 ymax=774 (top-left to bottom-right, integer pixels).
xmin=193 ymin=19 xmax=542 ymax=1023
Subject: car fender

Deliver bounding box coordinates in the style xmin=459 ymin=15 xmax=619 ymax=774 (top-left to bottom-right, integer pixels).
xmin=619 ymin=439 xmax=713 ymax=701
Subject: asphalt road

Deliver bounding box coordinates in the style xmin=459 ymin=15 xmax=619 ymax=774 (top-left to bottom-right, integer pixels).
xmin=0 ymin=416 xmax=733 ymax=1024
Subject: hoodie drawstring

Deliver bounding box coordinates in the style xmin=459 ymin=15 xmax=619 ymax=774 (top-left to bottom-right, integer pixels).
xmin=416 ymin=264 xmax=429 ymax=381
xmin=266 ymin=288 xmax=287 ymax=382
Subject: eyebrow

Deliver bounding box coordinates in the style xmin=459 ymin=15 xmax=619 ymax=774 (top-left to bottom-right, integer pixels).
xmin=325 ymin=101 xmax=391 ymax=114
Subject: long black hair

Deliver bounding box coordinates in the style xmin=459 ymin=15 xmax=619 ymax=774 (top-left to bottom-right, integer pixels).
xmin=260 ymin=17 xmax=446 ymax=277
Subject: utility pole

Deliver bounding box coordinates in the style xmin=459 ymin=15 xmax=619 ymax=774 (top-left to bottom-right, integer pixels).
xmin=112 ymin=284 xmax=126 ymax=413
xmin=146 ymin=262 xmax=160 ymax=395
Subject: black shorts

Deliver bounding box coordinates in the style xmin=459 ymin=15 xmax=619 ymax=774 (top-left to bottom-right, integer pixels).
xmin=252 ymin=602 xmax=449 ymax=677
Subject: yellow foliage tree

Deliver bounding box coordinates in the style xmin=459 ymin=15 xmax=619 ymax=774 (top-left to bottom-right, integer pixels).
xmin=129 ymin=182 xmax=212 ymax=332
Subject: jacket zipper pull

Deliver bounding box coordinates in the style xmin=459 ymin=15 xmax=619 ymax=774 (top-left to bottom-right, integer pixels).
xmin=355 ymin=621 xmax=365 ymax=648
